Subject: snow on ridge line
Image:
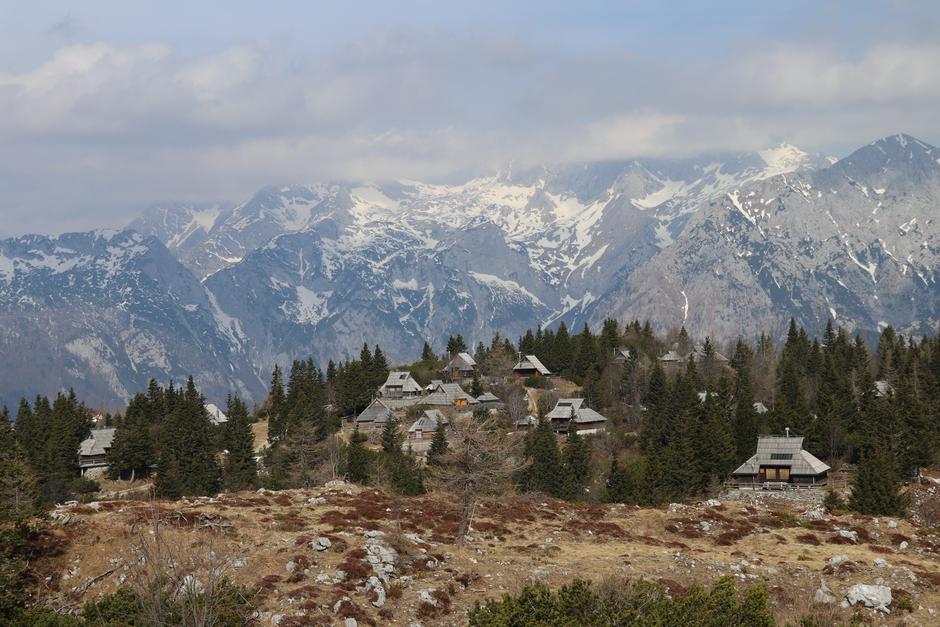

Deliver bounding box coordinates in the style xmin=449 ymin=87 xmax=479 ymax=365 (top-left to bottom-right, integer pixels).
xmin=469 ymin=271 xmax=545 ymax=307
xmin=757 ymin=143 xmax=811 ymax=179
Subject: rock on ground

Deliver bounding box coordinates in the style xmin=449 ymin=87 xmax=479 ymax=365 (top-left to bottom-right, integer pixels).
xmin=842 ymin=583 xmax=892 ymax=613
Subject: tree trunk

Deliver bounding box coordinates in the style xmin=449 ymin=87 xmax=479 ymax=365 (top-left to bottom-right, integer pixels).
xmin=455 ymin=493 xmax=476 ymax=546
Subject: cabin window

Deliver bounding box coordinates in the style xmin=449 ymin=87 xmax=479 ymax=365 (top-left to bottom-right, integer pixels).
xmin=770 ymin=453 xmax=793 ymax=460
xmin=759 ymin=466 xmax=791 ymax=481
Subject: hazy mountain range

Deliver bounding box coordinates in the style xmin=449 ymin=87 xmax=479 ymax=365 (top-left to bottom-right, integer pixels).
xmin=2 ymin=134 xmax=938 ymax=408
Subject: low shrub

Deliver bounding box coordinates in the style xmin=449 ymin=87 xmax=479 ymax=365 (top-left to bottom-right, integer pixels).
xmin=468 ymin=575 xmax=774 ymax=626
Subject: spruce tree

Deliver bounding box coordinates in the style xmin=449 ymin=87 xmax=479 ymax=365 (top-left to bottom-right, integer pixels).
xmin=519 ymin=329 xmax=536 ymax=355
xmin=605 ymin=457 xmax=647 ymax=505
xmin=732 ymin=369 xmax=759 ymax=461
xmin=267 ymin=365 xmax=287 ymax=444
xmin=560 ymin=426 xmax=591 ymax=500
xmin=346 ymin=428 xmax=371 ymax=484
xmin=155 ymin=377 xmax=220 ymax=497
xmin=701 ymin=390 xmax=736 ymax=484
xmin=605 ymin=458 xmax=628 ymax=503
xmin=223 ymin=395 xmax=258 ymax=491
xmin=0 ymin=406 xmax=37 ymax=521
xmin=380 ymin=417 xmax=403 ymax=455
xmin=523 ymin=418 xmax=562 ymax=497
xmin=13 ymin=398 xmax=46 ymax=471
xmin=371 ymin=345 xmax=389 ymax=389
xmin=421 ymin=341 xmax=435 ymax=362
xmin=552 ymin=322 xmax=573 ymax=375
xmin=470 ymin=370 xmax=483 ymax=398
xmin=427 ymin=424 xmax=449 ymax=466
xmin=107 ymin=395 xmax=156 ymax=481
xmin=849 ymin=449 xmax=905 ymax=516
xmin=599 ymin=318 xmax=620 ymax=357
xmin=43 ymin=391 xmax=91 ymax=503
xmin=573 ymin=323 xmax=598 ymax=380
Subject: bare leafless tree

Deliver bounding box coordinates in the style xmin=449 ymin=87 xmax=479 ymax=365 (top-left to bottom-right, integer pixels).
xmin=127 ymin=502 xmax=256 ymax=626
xmin=427 ymin=415 xmax=523 ymax=545
xmin=496 ymin=382 xmax=529 ymax=427
xmin=321 ymin=433 xmax=345 ymax=481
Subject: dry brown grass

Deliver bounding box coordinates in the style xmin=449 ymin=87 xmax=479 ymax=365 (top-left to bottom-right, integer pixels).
xmin=39 ymin=485 xmax=940 ymax=626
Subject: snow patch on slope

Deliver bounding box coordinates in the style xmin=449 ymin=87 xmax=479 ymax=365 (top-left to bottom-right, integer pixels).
xmin=469 ymin=271 xmax=545 ymax=306
xmin=758 ymin=144 xmax=811 ymax=178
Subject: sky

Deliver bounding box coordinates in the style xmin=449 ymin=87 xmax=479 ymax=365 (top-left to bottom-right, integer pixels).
xmin=1 ymin=1 xmax=939 ymax=235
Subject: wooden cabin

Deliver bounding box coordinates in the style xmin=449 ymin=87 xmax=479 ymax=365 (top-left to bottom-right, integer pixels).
xmin=443 ymin=352 xmax=476 ymax=381
xmin=407 ymin=409 xmax=448 ymax=440
xmin=731 ymin=434 xmax=830 ymax=488
xmin=355 ymin=398 xmax=393 ymax=431
xmin=424 ymin=381 xmax=478 ymax=408
xmin=544 ymin=398 xmax=607 ymax=434
xmin=78 ymin=428 xmax=116 ymax=476
xmin=378 ymin=371 xmax=423 ymax=398
xmin=513 ymin=354 xmax=551 ymax=378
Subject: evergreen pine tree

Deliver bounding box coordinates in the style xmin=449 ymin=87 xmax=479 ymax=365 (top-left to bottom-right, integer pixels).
xmin=640 ymin=364 xmax=670 ymax=451
xmin=0 ymin=406 xmax=37 ymax=521
xmin=421 ymin=341 xmax=435 ymax=362
xmin=552 ymin=322 xmax=573 ymax=375
xmin=701 ymin=390 xmax=736 ymax=484
xmin=223 ymin=395 xmax=258 ymax=491
xmin=605 ymin=458 xmax=628 ymax=503
xmin=371 ymin=345 xmax=389 ymax=389
xmin=470 ymin=370 xmax=483 ymax=398
xmin=380 ymin=416 xmax=403 ymax=455
xmin=427 ymin=423 xmax=448 ymax=466
xmin=346 ymin=428 xmax=371 ymax=484
xmin=599 ymin=318 xmax=620 ymax=358
xmin=155 ymin=377 xmax=220 ymax=497
xmin=849 ymin=449 xmax=905 ymax=516
xmin=519 ymin=329 xmax=536 ymax=355
xmin=43 ymin=391 xmax=91 ymax=503
xmin=267 ymin=365 xmax=287 ymax=444
xmin=106 ymin=395 xmax=156 ymax=481
xmin=523 ymin=417 xmax=562 ymax=497
xmin=13 ymin=397 xmax=47 ymax=472
xmin=732 ymin=370 xmax=759 ymax=461
xmin=560 ymin=426 xmax=591 ymax=500
xmin=573 ymin=323 xmax=598 ymax=380
xmin=605 ymin=457 xmax=647 ymax=505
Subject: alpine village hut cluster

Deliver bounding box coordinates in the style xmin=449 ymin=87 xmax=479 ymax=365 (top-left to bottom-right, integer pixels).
xmin=74 ymin=338 xmax=854 ymax=492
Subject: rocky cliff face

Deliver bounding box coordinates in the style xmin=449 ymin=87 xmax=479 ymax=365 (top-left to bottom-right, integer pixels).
xmin=585 ymin=134 xmax=940 ymax=340
xmin=0 ymin=230 xmax=262 ymax=408
xmin=7 ymin=137 xmax=935 ymax=407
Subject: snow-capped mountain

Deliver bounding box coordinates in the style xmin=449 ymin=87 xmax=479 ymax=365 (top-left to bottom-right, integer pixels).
xmin=0 ymin=230 xmax=263 ymax=409
xmin=160 ymin=145 xmax=828 ymax=367
xmin=585 ymin=134 xmax=940 ymax=340
xmin=7 ymin=136 xmax=934 ymax=408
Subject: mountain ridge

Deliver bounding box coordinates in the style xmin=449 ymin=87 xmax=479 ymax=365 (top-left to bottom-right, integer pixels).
xmin=2 ymin=135 xmax=936 ymax=407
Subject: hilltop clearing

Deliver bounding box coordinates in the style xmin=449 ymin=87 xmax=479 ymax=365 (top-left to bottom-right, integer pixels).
xmin=30 ymin=482 xmax=940 ymax=625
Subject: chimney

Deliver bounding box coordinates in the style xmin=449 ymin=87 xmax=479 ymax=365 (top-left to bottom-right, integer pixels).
xmin=785 ymin=427 xmax=790 ymax=438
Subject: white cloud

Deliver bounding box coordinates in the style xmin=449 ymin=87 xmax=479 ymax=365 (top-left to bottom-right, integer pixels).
xmin=1 ymin=32 xmax=940 ymax=235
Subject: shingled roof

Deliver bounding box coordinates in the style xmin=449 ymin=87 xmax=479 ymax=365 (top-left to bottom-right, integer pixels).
xmin=78 ymin=428 xmax=115 ymax=458
xmin=356 ymin=398 xmax=393 ymax=425
xmin=545 ymin=398 xmax=607 ymax=425
xmin=733 ymin=436 xmax=830 ymax=477
xmin=424 ymin=382 xmax=479 ymax=406
xmin=513 ymin=354 xmax=551 ymax=376
xmin=379 ymin=371 xmax=423 ymax=395
xmin=205 ymin=403 xmax=229 ymax=425
xmin=445 ymin=352 xmax=477 ymax=372
xmin=408 ymin=409 xmax=448 ymax=434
